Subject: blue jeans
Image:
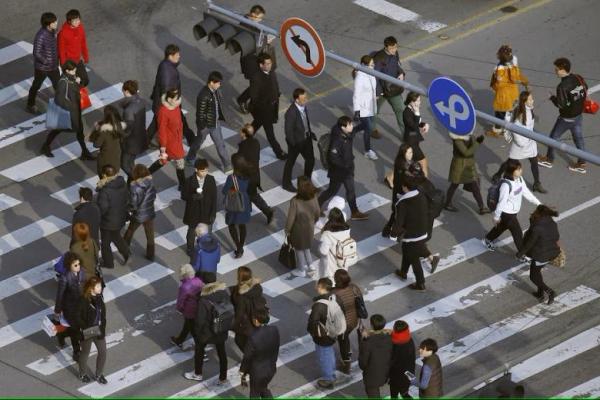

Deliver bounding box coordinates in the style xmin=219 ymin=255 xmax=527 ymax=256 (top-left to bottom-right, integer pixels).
xmin=356 ymin=116 xmax=374 ymax=152
xmin=315 ymin=344 xmax=336 ymax=382
xmin=186 ymin=125 xmax=231 ymax=170
xmin=546 ymin=115 xmax=585 ymax=163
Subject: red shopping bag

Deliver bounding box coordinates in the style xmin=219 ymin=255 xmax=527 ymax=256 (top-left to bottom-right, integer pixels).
xmin=80 ymin=87 xmax=92 ymax=110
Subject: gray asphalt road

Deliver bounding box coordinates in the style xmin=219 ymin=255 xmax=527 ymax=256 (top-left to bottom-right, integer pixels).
xmin=1 ymin=0 xmax=600 ymax=397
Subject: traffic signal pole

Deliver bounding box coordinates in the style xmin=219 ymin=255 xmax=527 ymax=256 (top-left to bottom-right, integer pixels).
xmin=206 ymin=1 xmax=600 ymax=166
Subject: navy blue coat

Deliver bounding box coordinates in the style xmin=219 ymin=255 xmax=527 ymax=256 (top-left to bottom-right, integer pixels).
xmin=129 ymin=176 xmax=157 ymax=223
xmin=327 ymin=124 xmax=355 ymax=180
xmin=151 ymin=59 xmax=181 ymax=111
xmin=222 ymin=174 xmax=251 ymax=225
xmin=240 ymin=325 xmax=280 ymax=384
xmin=33 ymin=27 xmax=58 ymax=71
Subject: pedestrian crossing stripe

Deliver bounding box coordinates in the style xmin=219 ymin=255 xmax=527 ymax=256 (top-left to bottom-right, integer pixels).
xmin=0 ymin=41 xmax=33 ymax=66
xmin=557 ymin=375 xmax=600 ymax=398
xmin=0 ymin=257 xmax=59 ymax=302
xmin=0 ymin=215 xmax=69 ymax=257
xmin=0 ymin=193 xmax=21 ymax=212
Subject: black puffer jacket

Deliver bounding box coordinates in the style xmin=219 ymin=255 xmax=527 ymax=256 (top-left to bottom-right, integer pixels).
xmin=55 ymin=271 xmax=85 ymax=326
xmin=55 ymin=73 xmax=82 ymax=131
xmin=129 ymin=176 xmax=157 ymax=223
xmin=518 ymin=215 xmax=561 ymax=263
xmin=196 ymin=85 xmax=225 ymax=131
xmin=33 ymin=27 xmax=58 ymax=71
xmin=77 ymin=294 xmax=107 ymax=339
xmin=359 ymin=330 xmax=393 ymax=388
xmin=96 ymin=175 xmax=129 ymax=230
xmin=194 ymin=282 xmax=230 ymax=344
xmin=230 ymin=278 xmax=266 ymax=337
xmin=327 ymin=124 xmax=355 ymax=180
xmin=121 ymin=94 xmax=148 ymax=155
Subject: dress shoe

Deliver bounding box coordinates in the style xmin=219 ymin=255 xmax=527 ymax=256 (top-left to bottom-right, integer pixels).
xmin=408 ymin=283 xmax=426 ymax=291
xmin=395 ymin=270 xmax=407 ymax=281
xmin=79 ymin=374 xmax=91 ymax=383
xmin=430 ymin=255 xmax=440 ymax=274
xmin=96 ymin=375 xmax=108 ymax=385
xmin=351 ymin=210 xmax=369 ymax=221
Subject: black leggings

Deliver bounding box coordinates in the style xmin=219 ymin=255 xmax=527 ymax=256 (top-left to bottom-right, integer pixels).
xmin=45 ymin=125 xmax=87 ymax=155
xmin=446 ymin=181 xmax=484 ymax=209
xmin=529 ymin=260 xmax=551 ymax=293
xmin=486 ymin=212 xmax=523 ymax=251
xmin=509 ymin=157 xmax=540 ymax=184
xmin=228 ymin=224 xmax=247 ymax=252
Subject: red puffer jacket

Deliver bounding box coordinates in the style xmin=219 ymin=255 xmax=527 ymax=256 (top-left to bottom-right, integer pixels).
xmin=58 ymin=21 xmax=89 ymax=65
xmin=157 ymin=95 xmax=185 ymax=160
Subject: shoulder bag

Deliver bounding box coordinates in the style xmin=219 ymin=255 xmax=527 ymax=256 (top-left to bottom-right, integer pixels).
xmin=46 ymin=78 xmax=72 ymax=130
xmin=225 ymin=175 xmax=245 ymax=212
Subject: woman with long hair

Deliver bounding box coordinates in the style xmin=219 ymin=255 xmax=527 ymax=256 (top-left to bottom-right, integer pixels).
xmin=285 ymin=176 xmax=321 ymax=277
xmin=77 ymin=276 xmax=107 ymax=384
xmin=517 ymin=205 xmax=560 ymax=305
xmin=230 ymin=266 xmax=266 ymax=352
xmin=403 ymin=92 xmax=430 ymax=177
xmin=222 ymin=153 xmax=252 ymax=258
xmin=70 ymin=222 xmax=100 ymax=279
xmin=319 ymin=207 xmax=352 ymax=279
xmin=124 ymin=164 xmax=157 ymax=260
xmin=505 ymin=91 xmax=547 ymax=193
xmin=89 ymin=104 xmax=126 ymax=177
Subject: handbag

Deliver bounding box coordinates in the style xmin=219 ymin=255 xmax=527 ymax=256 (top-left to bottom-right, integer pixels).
xmin=278 ymin=236 xmax=296 ymax=269
xmin=80 ymin=87 xmax=92 ymax=110
xmin=46 ymin=78 xmax=72 ymax=130
xmin=82 ymin=325 xmax=102 ymax=340
xmin=549 ymin=248 xmax=566 ymax=268
xmin=575 ymin=75 xmax=599 ymax=115
xmin=225 ymin=175 xmax=245 ymax=212
xmin=353 ymin=285 xmax=368 ymax=319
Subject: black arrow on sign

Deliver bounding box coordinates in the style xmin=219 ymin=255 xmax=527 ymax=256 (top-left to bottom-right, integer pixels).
xmin=289 ymin=28 xmax=316 ymax=68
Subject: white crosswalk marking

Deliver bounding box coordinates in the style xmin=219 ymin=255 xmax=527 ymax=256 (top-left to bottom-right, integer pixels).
xmin=0 ymin=262 xmax=173 ymax=350
xmin=0 ymin=215 xmax=69 ymax=256
xmin=0 ymin=83 xmax=123 ymax=150
xmin=0 ymin=41 xmax=33 ymax=66
xmin=353 ymin=0 xmax=446 ymax=32
xmin=557 ymin=375 xmax=600 ymax=398
xmin=0 ymin=193 xmax=21 ymax=212
xmin=0 ymin=257 xmax=58 ymax=302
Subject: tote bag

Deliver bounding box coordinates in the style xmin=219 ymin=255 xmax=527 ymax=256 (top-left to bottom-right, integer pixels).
xmin=46 ymin=78 xmax=72 ymax=130
xmin=225 ymin=175 xmax=245 ymax=212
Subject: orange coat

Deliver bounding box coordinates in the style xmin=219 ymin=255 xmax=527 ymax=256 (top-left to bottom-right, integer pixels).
xmin=491 ymin=57 xmax=528 ymax=112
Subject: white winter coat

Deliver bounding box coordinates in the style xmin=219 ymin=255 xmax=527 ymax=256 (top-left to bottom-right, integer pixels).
xmin=353 ymin=70 xmax=377 ymax=117
xmin=505 ymin=107 xmax=538 ymax=159
xmin=319 ymin=228 xmax=351 ymax=280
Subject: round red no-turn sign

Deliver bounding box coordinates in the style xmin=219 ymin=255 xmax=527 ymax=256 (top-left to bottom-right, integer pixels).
xmin=280 ymin=17 xmax=326 ymax=77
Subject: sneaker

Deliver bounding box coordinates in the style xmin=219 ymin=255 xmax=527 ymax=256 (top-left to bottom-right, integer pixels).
xmin=532 ymin=182 xmax=548 ymax=194
xmin=237 ymin=99 xmax=249 ymax=114
xmin=184 ymin=371 xmax=203 ymax=381
xmin=517 ymin=255 xmax=531 ymax=264
xmin=351 ymin=210 xmax=369 ymax=221
xmin=290 ymin=269 xmax=306 ymax=278
xmin=430 ymin=255 xmax=440 ymax=274
xmin=482 ymin=238 xmax=496 ymax=251
xmin=223 ymin=167 xmax=233 ymax=175
xmin=537 ymin=156 xmax=553 ymax=169
xmin=364 ymin=150 xmax=379 ymax=160
xmin=308 ymin=264 xmax=316 ymax=272
xmin=370 ymin=129 xmax=382 ymax=139
xmin=79 ymin=374 xmax=91 ymax=383
xmin=568 ymin=162 xmax=587 ymax=174
xmin=96 ymin=375 xmax=108 ymax=385
xmin=170 ymin=336 xmax=183 ymax=349
xmin=317 ymin=379 xmax=334 ymax=389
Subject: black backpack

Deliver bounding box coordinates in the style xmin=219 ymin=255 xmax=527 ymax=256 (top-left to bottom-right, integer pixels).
xmin=318 ymin=133 xmax=331 ymax=170
xmin=205 ymin=296 xmax=235 ymax=335
xmin=419 ymin=180 xmax=445 ymax=220
xmin=487 ymin=178 xmax=512 ymax=211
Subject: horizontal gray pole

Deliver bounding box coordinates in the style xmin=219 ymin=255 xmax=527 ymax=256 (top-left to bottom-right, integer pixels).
xmin=207 ymin=1 xmax=600 ymax=166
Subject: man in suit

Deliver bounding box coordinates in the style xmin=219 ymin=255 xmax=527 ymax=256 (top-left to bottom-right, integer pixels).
xmin=181 ymin=159 xmax=217 ymax=257
xmin=240 ymin=309 xmax=280 ymax=398
xmin=282 ymin=88 xmax=317 ymax=192
xmin=249 ymin=52 xmax=287 ymax=160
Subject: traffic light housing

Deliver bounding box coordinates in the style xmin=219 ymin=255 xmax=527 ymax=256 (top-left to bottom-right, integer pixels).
xmin=193 ymin=12 xmax=258 ymax=56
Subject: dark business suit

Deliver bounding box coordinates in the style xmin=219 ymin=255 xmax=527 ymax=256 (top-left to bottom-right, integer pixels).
xmin=240 ymin=325 xmax=281 ymax=398
xmin=249 ymin=70 xmax=285 ymax=157
xmin=282 ymin=102 xmax=316 ymax=189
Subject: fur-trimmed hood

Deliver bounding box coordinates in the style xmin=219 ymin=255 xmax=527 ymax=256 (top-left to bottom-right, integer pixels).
xmin=96 ymin=174 xmax=118 ymax=190
xmin=160 ymin=93 xmax=182 ymax=110
xmin=97 ymin=121 xmax=127 ymax=132
xmin=237 ymin=277 xmax=262 ymax=295
xmin=131 ymin=174 xmax=153 ymax=186
xmin=201 ymin=281 xmax=227 ymax=296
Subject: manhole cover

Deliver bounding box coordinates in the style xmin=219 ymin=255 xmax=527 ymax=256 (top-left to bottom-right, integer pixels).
xmin=500 ymin=5 xmax=518 ymax=13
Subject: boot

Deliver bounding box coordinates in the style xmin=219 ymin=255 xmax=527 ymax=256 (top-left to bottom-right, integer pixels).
xmin=532 ymin=289 xmax=545 ymax=302
xmin=148 ymin=160 xmax=162 ymax=175
xmin=351 ymin=210 xmax=369 ymax=221
xmin=336 ymin=360 xmax=351 ymax=375
xmin=546 ymin=289 xmax=556 ymax=305
xmin=146 ymin=244 xmax=155 ymax=261
xmin=176 ymin=169 xmax=186 ymax=192
xmin=40 ymin=143 xmax=54 ymax=158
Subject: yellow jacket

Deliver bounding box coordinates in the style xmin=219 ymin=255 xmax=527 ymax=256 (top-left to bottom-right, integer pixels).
xmin=491 ymin=57 xmax=528 ymax=112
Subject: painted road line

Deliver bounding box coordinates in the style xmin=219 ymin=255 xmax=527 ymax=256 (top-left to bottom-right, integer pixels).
xmin=156 ymin=169 xmax=329 ymax=250
xmin=353 ymin=0 xmax=446 ymax=32
xmin=0 ymin=215 xmax=69 ymax=257
xmin=589 ymin=83 xmax=600 ymax=95
xmin=217 ymin=193 xmax=389 ymax=276
xmin=0 ymin=193 xmax=21 ymax=212
xmin=557 ymin=376 xmax=600 ymax=398
xmin=0 ymin=83 xmax=123 ymax=150
xmin=0 ymin=262 xmax=173 ymax=350
xmin=0 ymin=41 xmax=33 ymax=66
xmin=0 ymin=67 xmax=91 ymax=108
xmin=281 ymin=285 xmax=600 ymax=398
xmin=262 ymin=218 xmax=442 ymax=298
xmin=0 ymin=141 xmax=97 ymax=182
xmin=0 ymin=258 xmax=59 ymax=302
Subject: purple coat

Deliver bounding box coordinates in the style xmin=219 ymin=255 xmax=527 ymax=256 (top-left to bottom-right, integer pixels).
xmin=33 ymin=27 xmax=58 ymax=72
xmin=176 ymin=277 xmax=204 ymax=319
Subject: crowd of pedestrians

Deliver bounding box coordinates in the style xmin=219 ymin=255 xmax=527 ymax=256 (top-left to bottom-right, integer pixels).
xmin=31 ymin=5 xmax=590 ymax=397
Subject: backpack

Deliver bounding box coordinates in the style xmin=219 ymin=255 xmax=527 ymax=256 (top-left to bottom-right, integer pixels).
xmin=317 ymin=295 xmax=347 ymax=338
xmin=317 ymin=133 xmax=331 ymax=170
xmin=205 ymin=296 xmax=235 ymax=335
xmin=332 ymin=237 xmax=358 ymax=269
xmin=487 ymin=178 xmax=512 ymax=211
xmin=53 ymin=253 xmax=67 ymax=276
xmin=423 ymin=187 xmax=445 ymax=220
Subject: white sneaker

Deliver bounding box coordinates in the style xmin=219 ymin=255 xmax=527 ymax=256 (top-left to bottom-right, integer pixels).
xmin=184 ymin=371 xmax=203 ymax=381
xmin=482 ymin=238 xmax=496 ymax=251
xmin=308 ymin=264 xmax=316 ymax=272
xmin=290 ymin=269 xmax=306 ymax=278
xmin=365 ymin=150 xmax=378 ymax=160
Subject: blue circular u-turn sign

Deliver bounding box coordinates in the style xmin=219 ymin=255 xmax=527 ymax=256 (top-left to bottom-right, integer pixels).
xmin=428 ymin=77 xmax=476 ymax=136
